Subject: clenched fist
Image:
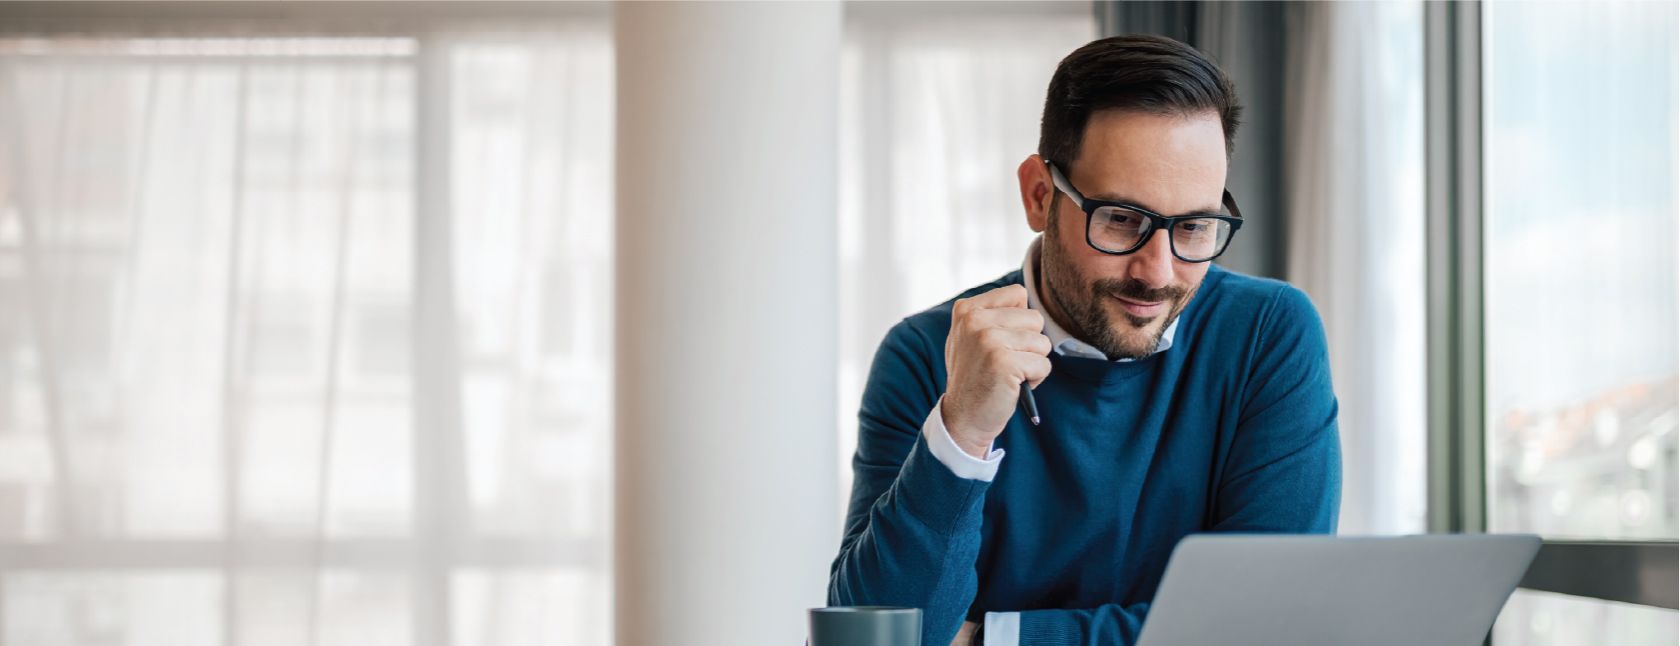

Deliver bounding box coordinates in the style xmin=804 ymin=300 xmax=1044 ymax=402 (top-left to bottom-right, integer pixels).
xmin=941 ymin=284 xmax=1052 ymax=459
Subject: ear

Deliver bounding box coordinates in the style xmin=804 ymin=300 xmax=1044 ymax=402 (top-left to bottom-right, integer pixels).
xmin=1018 ymin=154 xmax=1055 ymax=234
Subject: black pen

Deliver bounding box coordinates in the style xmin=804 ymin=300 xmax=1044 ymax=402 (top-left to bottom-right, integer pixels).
xmin=1020 ymin=292 xmax=1045 ymax=426
xmin=1019 ymin=382 xmax=1041 ymax=426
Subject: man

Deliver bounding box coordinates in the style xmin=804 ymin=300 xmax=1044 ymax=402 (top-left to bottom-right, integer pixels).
xmin=827 ymin=35 xmax=1341 ymax=646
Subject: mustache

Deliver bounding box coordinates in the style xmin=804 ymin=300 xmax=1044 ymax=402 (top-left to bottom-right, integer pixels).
xmin=1095 ymin=278 xmax=1186 ymax=304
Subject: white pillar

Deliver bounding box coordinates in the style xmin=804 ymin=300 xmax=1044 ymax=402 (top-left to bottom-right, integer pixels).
xmin=613 ymin=3 xmax=840 ymax=645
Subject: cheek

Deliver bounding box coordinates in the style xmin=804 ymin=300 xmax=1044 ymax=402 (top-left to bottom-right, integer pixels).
xmin=1052 ymin=206 xmax=1083 ymax=244
xmin=1175 ymin=264 xmax=1211 ymax=292
xmin=1064 ymin=249 xmax=1113 ymax=288
xmin=1050 ymin=224 xmax=1157 ymax=289
xmin=1049 ymin=222 xmax=1093 ymax=275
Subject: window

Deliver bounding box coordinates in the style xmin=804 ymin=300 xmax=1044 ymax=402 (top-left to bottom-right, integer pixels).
xmin=1483 ymin=0 xmax=1678 ymax=545
xmin=1428 ymin=0 xmax=1677 ymax=643
xmin=0 ymin=21 xmax=613 ymax=646
xmin=1480 ymin=3 xmax=1678 ymax=642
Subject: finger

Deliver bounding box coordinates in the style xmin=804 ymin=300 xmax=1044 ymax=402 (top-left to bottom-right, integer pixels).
xmin=966 ymin=306 xmax=1044 ymax=333
xmin=976 ymin=327 xmax=1052 ymax=355
xmin=1011 ymin=350 xmax=1053 ymax=386
xmin=986 ymin=348 xmax=1051 ymax=383
xmin=943 ymin=318 xmax=956 ymax=375
xmin=956 ymin=284 xmax=1028 ymax=314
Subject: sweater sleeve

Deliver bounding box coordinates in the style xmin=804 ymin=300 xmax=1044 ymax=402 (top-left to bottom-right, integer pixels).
xmin=1215 ymin=285 xmax=1342 ymax=533
xmin=827 ymin=319 xmax=992 ymax=646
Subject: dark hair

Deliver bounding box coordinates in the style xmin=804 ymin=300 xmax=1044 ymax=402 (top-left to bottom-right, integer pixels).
xmin=1038 ymin=34 xmax=1242 ymax=166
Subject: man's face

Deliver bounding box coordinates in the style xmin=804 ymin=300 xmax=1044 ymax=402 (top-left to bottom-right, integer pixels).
xmin=1024 ymin=109 xmax=1229 ymax=360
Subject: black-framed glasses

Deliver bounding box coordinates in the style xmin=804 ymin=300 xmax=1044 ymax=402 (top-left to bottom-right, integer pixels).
xmin=1046 ymin=160 xmax=1244 ymax=263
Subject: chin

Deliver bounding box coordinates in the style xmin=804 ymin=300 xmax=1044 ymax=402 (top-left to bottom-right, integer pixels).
xmin=1098 ymin=322 xmax=1159 ymax=359
xmin=1119 ymin=331 xmax=1160 ymax=356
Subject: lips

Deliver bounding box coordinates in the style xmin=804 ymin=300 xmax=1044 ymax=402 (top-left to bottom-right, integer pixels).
xmin=1113 ymin=294 xmax=1165 ymax=318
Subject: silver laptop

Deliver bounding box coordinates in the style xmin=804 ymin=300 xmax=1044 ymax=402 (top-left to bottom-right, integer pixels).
xmin=1137 ymin=534 xmax=1541 ymax=646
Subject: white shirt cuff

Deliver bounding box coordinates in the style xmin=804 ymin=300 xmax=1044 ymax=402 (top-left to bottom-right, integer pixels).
xmin=984 ymin=611 xmax=1020 ymax=646
xmin=922 ymin=399 xmax=1004 ymax=482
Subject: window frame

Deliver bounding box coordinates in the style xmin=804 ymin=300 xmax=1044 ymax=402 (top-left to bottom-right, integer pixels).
xmin=1423 ymin=0 xmax=1679 ymax=613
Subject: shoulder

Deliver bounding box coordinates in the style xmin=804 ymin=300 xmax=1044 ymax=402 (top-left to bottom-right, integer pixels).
xmin=1194 ymin=266 xmax=1329 ymax=386
xmin=1199 ymin=265 xmax=1323 ymax=333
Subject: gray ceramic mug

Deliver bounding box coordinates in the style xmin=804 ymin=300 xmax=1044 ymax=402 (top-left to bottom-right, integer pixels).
xmin=808 ymin=606 xmax=921 ymax=646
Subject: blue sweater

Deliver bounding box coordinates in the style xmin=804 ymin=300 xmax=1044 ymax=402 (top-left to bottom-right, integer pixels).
xmin=828 ymin=265 xmax=1341 ymax=646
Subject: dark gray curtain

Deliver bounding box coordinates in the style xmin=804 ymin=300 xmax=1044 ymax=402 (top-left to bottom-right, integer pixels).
xmin=1094 ymin=1 xmax=1201 ymax=45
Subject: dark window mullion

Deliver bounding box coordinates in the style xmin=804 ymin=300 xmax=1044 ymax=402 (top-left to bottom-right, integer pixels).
xmin=1425 ymin=0 xmax=1485 ymax=537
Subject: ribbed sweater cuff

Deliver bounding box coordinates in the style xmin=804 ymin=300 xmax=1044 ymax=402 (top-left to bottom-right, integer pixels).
xmin=1018 ymin=612 xmax=1081 ymax=646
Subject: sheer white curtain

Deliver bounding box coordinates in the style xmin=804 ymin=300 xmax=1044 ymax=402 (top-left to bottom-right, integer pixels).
xmin=1282 ymin=1 xmax=1427 ymax=535
xmin=837 ymin=2 xmax=1095 ymax=503
xmin=0 ymin=25 xmax=612 ymax=646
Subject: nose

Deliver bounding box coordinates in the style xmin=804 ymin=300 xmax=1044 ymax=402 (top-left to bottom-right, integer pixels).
xmin=1127 ymin=229 xmax=1176 ymax=289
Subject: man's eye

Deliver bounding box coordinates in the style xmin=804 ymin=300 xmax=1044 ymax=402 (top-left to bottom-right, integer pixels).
xmin=1109 ymin=212 xmax=1145 ymax=228
xmin=1177 ymin=220 xmax=1216 ymax=236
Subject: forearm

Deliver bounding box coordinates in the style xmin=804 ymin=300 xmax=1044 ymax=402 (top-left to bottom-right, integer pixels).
xmin=829 ymin=434 xmax=993 ymax=644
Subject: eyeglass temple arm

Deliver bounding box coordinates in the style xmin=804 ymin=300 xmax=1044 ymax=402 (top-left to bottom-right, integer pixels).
xmin=1043 ymin=160 xmax=1081 ymax=207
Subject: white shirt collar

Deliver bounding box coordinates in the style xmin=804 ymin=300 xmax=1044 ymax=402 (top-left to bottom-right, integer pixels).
xmin=1021 ymin=236 xmax=1178 ymax=362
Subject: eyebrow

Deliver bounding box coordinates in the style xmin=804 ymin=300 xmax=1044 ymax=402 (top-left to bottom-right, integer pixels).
xmin=1083 ymin=191 xmax=1225 ymax=218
